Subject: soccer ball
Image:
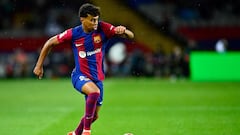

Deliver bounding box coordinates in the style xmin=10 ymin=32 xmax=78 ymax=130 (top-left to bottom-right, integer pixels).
xmin=123 ymin=133 xmax=133 ymax=135
xmin=108 ymin=42 xmax=126 ymax=64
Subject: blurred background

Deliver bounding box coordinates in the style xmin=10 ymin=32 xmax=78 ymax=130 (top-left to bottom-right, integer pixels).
xmin=0 ymin=0 xmax=240 ymax=80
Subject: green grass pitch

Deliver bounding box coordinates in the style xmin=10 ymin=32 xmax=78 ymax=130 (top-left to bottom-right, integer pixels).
xmin=0 ymin=78 xmax=240 ymax=135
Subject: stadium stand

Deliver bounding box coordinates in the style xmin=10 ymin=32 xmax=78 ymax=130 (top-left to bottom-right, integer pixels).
xmin=0 ymin=0 xmax=239 ymax=78
xmin=124 ymin=0 xmax=240 ymax=50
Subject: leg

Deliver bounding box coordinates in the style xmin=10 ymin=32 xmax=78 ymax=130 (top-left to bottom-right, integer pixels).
xmin=75 ymin=106 xmax=101 ymax=135
xmin=71 ymin=78 xmax=103 ymax=135
xmin=74 ymin=82 xmax=100 ymax=135
xmin=92 ymin=106 xmax=101 ymax=122
xmin=82 ymin=82 xmax=100 ymax=130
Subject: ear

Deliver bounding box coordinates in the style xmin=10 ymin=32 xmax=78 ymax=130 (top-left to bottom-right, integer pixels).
xmin=80 ymin=17 xmax=84 ymax=22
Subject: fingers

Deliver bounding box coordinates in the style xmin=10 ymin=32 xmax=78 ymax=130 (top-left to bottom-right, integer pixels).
xmin=38 ymin=73 xmax=43 ymax=79
xmin=115 ymin=26 xmax=126 ymax=34
xmin=33 ymin=67 xmax=43 ymax=79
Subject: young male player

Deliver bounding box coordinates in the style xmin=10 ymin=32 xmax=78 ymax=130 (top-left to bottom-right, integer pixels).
xmin=33 ymin=3 xmax=134 ymax=135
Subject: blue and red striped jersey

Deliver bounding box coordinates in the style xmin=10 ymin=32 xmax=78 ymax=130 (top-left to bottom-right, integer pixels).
xmin=57 ymin=21 xmax=116 ymax=81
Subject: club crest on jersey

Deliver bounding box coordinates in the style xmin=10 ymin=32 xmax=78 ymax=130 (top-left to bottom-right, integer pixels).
xmin=93 ymin=35 xmax=101 ymax=44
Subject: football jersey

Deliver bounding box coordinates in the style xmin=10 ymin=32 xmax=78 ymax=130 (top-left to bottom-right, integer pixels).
xmin=57 ymin=21 xmax=116 ymax=81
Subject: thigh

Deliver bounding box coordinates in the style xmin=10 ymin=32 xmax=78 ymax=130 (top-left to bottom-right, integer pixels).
xmin=84 ymin=81 xmax=104 ymax=106
xmin=82 ymin=81 xmax=100 ymax=95
xmin=72 ymin=75 xmax=92 ymax=94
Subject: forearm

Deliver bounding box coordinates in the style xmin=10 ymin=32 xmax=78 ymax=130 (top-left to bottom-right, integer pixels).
xmin=35 ymin=37 xmax=57 ymax=67
xmin=124 ymin=29 xmax=134 ymax=39
xmin=114 ymin=26 xmax=134 ymax=39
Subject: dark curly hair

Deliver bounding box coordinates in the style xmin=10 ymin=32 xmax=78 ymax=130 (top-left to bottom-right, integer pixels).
xmin=79 ymin=3 xmax=100 ymax=17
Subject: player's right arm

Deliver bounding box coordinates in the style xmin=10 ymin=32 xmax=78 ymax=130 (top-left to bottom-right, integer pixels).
xmin=33 ymin=28 xmax=73 ymax=79
xmin=33 ymin=36 xmax=59 ymax=79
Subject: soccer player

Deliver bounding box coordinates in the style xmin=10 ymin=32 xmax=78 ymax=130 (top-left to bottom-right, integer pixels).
xmin=33 ymin=3 xmax=134 ymax=135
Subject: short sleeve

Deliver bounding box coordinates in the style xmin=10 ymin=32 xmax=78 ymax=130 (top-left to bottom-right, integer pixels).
xmin=100 ymin=21 xmax=116 ymax=38
xmin=57 ymin=29 xmax=72 ymax=43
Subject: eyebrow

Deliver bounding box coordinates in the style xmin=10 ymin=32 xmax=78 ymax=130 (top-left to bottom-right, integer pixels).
xmin=93 ymin=16 xmax=99 ymax=19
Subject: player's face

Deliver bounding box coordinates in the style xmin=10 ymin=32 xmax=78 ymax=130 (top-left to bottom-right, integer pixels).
xmin=81 ymin=14 xmax=99 ymax=32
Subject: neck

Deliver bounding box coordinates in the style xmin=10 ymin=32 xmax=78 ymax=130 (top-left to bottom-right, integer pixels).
xmin=84 ymin=30 xmax=91 ymax=33
xmin=82 ymin=26 xmax=91 ymax=33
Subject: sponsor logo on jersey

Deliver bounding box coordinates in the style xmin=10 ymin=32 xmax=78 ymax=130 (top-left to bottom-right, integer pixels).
xmin=79 ymin=51 xmax=87 ymax=58
xmin=78 ymin=48 xmax=101 ymax=58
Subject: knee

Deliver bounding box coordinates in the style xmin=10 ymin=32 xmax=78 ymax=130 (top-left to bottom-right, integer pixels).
xmin=86 ymin=88 xmax=100 ymax=95
xmin=91 ymin=88 xmax=100 ymax=94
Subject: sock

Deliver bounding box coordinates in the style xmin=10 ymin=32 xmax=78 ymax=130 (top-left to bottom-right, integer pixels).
xmin=75 ymin=117 xmax=84 ymax=135
xmin=75 ymin=112 xmax=99 ymax=135
xmin=84 ymin=92 xmax=100 ymax=130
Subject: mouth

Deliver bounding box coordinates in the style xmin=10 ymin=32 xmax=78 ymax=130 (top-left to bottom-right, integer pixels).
xmin=93 ymin=25 xmax=98 ymax=30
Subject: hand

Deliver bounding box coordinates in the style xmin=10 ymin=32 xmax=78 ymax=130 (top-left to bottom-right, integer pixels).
xmin=114 ymin=25 xmax=126 ymax=34
xmin=33 ymin=66 xmax=44 ymax=79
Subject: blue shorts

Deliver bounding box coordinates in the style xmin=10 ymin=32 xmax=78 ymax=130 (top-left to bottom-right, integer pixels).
xmin=71 ymin=74 xmax=104 ymax=106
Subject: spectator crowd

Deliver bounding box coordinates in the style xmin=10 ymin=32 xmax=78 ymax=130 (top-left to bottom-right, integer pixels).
xmin=0 ymin=0 xmax=239 ymax=79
